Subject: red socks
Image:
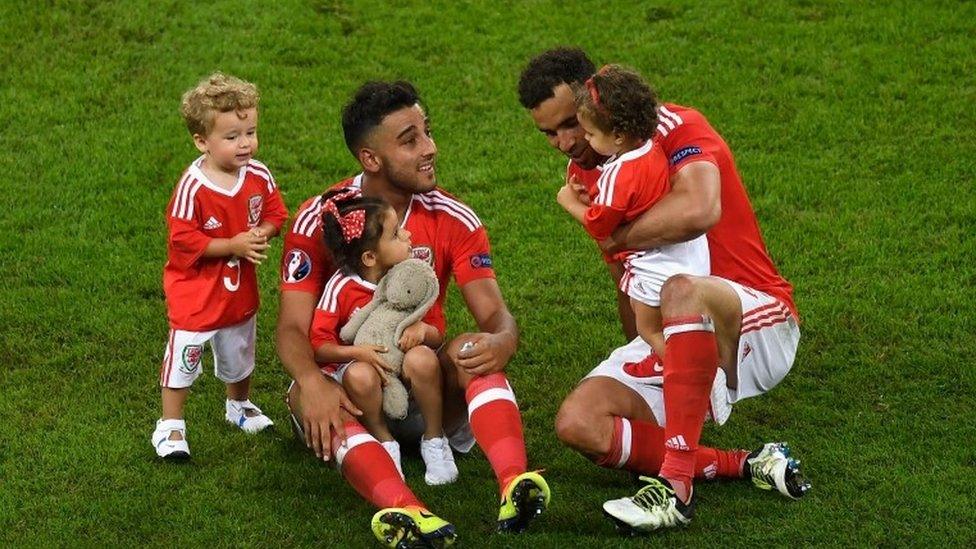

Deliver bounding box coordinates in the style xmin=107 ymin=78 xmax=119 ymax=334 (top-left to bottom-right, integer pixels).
xmin=596 ymin=416 xmax=747 ymax=479
xmin=332 ymin=421 xmax=424 ymax=509
xmin=465 ymin=373 xmax=527 ymax=493
xmin=659 ymin=315 xmax=720 ymax=494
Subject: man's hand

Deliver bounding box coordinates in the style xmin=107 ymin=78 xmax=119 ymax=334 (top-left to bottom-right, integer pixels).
xmin=398 ymin=321 xmax=427 ymax=351
xmin=229 ymin=230 xmax=269 ymax=264
xmin=352 ymin=344 xmax=394 ymax=383
xmin=297 ymin=374 xmax=362 ymax=461
xmin=453 ymin=332 xmax=515 ymax=376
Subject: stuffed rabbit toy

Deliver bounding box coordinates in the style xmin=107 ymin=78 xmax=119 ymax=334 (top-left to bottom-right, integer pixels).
xmin=339 ymin=258 xmax=439 ymax=420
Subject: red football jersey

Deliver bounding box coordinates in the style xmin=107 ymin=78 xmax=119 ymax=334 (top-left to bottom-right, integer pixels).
xmin=164 ymin=157 xmax=289 ymax=331
xmin=309 ymin=270 xmax=438 ymax=373
xmin=280 ymin=174 xmax=496 ymax=335
xmin=569 ymin=103 xmax=796 ymax=315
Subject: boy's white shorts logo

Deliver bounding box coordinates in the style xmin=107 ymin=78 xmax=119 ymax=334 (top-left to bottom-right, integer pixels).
xmin=181 ymin=344 xmax=203 ymax=374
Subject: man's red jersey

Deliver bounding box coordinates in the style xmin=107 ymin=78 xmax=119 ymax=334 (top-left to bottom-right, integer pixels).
xmin=569 ymin=103 xmax=796 ymax=315
xmin=280 ymin=174 xmax=496 ymax=335
xmin=309 ymin=270 xmax=439 ymax=373
xmin=164 ymin=157 xmax=288 ymax=331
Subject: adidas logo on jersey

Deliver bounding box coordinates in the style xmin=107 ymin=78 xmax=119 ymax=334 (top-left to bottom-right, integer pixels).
xmin=204 ymin=216 xmax=222 ymax=230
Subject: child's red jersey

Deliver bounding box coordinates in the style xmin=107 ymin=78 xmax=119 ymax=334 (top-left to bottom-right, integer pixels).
xmin=164 ymin=158 xmax=288 ymax=331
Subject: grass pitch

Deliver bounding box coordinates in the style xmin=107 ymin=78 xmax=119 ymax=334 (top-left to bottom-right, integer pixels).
xmin=2 ymin=0 xmax=975 ymax=546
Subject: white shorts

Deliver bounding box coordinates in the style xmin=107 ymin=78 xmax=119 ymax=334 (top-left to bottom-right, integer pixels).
xmin=621 ymin=236 xmax=710 ymax=307
xmin=159 ymin=316 xmax=256 ymax=389
xmin=584 ymin=278 xmax=799 ymax=425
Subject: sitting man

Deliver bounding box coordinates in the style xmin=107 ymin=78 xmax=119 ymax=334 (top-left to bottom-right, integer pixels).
xmin=277 ymin=80 xmax=550 ymax=547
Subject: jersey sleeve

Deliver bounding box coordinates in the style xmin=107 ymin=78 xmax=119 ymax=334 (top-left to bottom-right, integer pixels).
xmin=663 ymin=127 xmax=718 ymax=175
xmin=582 ymin=162 xmax=640 ymax=242
xmin=262 ymin=180 xmax=289 ymax=232
xmin=309 ymin=306 xmax=341 ymax=350
xmin=166 ymin=188 xmax=211 ymax=271
xmin=450 ymin=225 xmax=496 ymax=287
xmin=280 ymin=228 xmax=334 ymax=295
xmin=310 ymin=284 xmax=371 ymax=350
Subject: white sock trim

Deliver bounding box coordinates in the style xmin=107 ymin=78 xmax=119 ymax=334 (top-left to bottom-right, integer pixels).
xmin=616 ymin=418 xmax=633 ymax=468
xmin=467 ymin=386 xmax=517 ymax=418
xmin=663 ymin=317 xmax=715 ymax=340
xmin=334 ymin=433 xmax=374 ymax=466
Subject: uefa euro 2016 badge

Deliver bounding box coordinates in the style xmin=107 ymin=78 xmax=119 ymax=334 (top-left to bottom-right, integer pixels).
xmin=181 ymin=345 xmax=203 ymax=374
xmin=411 ymin=246 xmax=434 ymax=266
xmin=247 ymin=195 xmax=263 ymax=227
xmin=282 ymin=249 xmax=312 ymax=283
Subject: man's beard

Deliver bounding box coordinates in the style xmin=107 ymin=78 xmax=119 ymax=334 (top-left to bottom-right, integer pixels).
xmin=385 ymin=162 xmax=436 ymax=194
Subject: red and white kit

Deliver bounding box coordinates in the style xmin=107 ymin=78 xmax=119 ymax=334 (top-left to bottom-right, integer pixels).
xmin=281 ymin=174 xmax=496 ymax=335
xmin=573 ymin=104 xmax=800 ymax=412
xmin=576 ymin=138 xmax=710 ymax=307
xmin=160 ymin=157 xmax=288 ymax=388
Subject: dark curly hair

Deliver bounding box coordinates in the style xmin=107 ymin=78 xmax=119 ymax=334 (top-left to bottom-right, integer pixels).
xmin=342 ymin=81 xmax=422 ymax=155
xmin=517 ymin=47 xmax=596 ymax=109
xmin=321 ymin=189 xmax=390 ymax=276
xmin=575 ymin=64 xmax=658 ymax=141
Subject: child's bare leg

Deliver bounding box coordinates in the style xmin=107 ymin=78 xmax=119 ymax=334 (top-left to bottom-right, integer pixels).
xmin=632 ymin=299 xmax=666 ymax=357
xmin=402 ymin=346 xmax=443 ymax=440
xmin=342 ymin=362 xmax=393 ymax=441
xmin=161 ymin=387 xmax=189 ymax=440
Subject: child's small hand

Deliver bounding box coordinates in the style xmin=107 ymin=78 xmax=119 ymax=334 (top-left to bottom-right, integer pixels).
xmin=398 ymin=321 xmax=427 ymax=351
xmin=567 ymin=174 xmax=591 ymax=206
xmin=353 ymin=344 xmax=394 ymax=384
xmin=230 ymin=230 xmax=269 ymax=265
xmin=557 ymin=179 xmax=586 ymax=210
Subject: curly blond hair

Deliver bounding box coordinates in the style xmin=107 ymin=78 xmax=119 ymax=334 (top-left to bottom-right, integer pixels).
xmin=180 ymin=72 xmax=259 ymax=136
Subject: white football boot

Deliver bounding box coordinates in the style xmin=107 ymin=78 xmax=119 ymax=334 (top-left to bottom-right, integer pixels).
xmin=152 ymin=418 xmax=190 ymax=460
xmin=225 ymin=399 xmax=274 ymax=434
xmin=602 ymin=476 xmax=694 ymax=534
xmin=420 ymin=436 xmax=459 ymax=485
xmin=746 ymin=442 xmax=811 ymax=499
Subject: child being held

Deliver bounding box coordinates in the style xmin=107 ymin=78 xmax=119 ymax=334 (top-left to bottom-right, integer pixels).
xmin=556 ymin=64 xmax=710 ymax=361
xmin=310 ymin=188 xmax=458 ymax=485
xmin=153 ymin=72 xmax=288 ymax=459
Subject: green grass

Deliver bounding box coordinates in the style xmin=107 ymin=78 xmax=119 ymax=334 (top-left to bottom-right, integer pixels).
xmin=2 ymin=0 xmax=975 ymax=546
